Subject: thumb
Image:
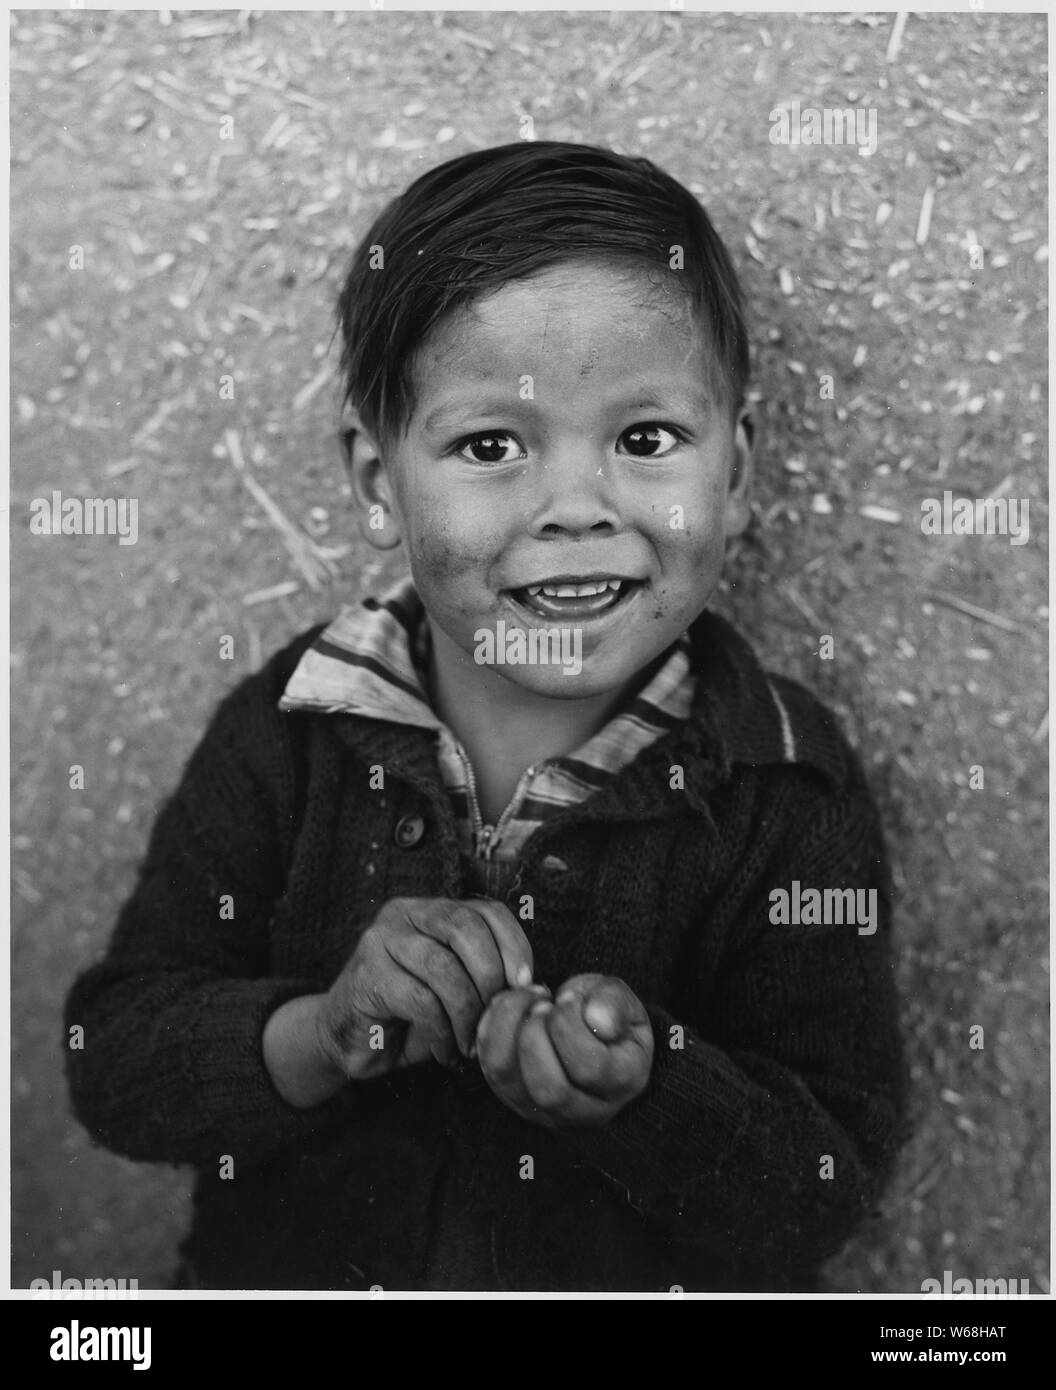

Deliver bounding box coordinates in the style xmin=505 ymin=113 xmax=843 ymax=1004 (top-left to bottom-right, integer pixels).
xmin=583 ymin=997 xmax=622 ymax=1042
xmin=582 ymin=979 xmax=641 ymax=1043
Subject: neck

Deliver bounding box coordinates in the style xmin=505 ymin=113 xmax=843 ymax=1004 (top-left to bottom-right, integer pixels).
xmin=425 ymin=624 xmax=627 ymax=819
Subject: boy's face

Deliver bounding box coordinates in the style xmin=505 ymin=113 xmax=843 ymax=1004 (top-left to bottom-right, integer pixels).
xmin=352 ymin=259 xmax=752 ymax=703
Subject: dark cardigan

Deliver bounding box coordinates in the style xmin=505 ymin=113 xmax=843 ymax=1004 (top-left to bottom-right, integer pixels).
xmin=65 ymin=609 xmax=906 ymax=1292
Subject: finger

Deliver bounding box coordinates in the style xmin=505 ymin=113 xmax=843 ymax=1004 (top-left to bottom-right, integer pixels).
xmin=550 ymin=997 xmax=653 ymax=1106
xmin=552 ymin=973 xmax=606 ymax=1010
xmin=516 ymin=1004 xmax=573 ymax=1111
xmin=462 ymin=897 xmax=534 ymax=991
xmin=552 ymin=974 xmax=615 ymax=1040
xmin=400 ymin=1021 xmax=459 ymax=1070
xmin=385 ymin=934 xmax=480 ymax=1057
xmin=558 ymin=975 xmax=646 ymax=1043
xmin=545 ymin=995 xmax=615 ymax=1097
xmin=375 ymin=968 xmax=457 ymax=1067
xmin=413 ymin=901 xmax=507 ymax=1009
xmin=518 ymin=1006 xmax=613 ymax=1123
xmin=584 ymin=978 xmax=650 ymax=1042
xmin=476 ymin=987 xmax=542 ymax=1094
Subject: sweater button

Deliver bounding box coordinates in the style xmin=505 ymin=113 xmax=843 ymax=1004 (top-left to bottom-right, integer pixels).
xmin=394 ymin=814 xmax=426 ymax=848
xmin=541 ymin=854 xmax=569 ymax=875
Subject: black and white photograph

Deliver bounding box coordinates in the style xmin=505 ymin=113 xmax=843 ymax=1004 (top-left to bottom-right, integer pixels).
xmin=9 ymin=0 xmax=1048 ymax=1330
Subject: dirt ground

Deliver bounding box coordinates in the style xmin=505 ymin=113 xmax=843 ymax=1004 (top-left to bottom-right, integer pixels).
xmin=10 ymin=9 xmax=1048 ymax=1292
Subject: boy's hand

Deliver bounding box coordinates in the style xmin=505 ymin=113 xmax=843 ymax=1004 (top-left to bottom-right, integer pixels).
xmin=318 ymin=897 xmax=533 ymax=1079
xmin=475 ymin=973 xmax=654 ymax=1127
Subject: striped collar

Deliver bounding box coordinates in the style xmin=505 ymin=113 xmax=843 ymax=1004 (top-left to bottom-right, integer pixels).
xmin=278 ymin=578 xmax=850 ymax=819
xmin=279 ymin=576 xmax=698 ymax=888
xmin=278 ymin=579 xmax=442 ymax=729
xmin=278 ymin=575 xmax=695 ymax=744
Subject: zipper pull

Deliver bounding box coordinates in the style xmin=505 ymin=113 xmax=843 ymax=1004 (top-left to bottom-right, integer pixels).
xmin=477 ymin=824 xmax=495 ymax=859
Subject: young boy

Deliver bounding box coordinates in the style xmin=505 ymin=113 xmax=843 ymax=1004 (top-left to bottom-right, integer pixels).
xmin=66 ymin=141 xmax=906 ymax=1293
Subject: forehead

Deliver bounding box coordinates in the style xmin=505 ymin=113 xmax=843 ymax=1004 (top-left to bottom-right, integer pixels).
xmin=411 ymin=260 xmax=718 ymax=401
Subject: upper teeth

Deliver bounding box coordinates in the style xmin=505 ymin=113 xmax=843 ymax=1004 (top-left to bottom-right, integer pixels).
xmin=526 ymin=579 xmax=624 ymax=598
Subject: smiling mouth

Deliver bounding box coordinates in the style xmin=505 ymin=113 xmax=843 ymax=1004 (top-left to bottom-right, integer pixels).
xmin=506 ymin=577 xmax=642 ymax=620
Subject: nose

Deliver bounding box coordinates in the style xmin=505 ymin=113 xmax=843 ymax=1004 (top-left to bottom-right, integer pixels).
xmin=528 ymin=446 xmax=621 ymax=538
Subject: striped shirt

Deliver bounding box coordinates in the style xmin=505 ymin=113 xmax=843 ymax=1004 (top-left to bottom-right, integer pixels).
xmin=279 ymin=576 xmax=696 ymax=896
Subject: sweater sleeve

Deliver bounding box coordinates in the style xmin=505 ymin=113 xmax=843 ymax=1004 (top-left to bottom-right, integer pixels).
xmin=64 ymin=636 xmax=362 ymax=1171
xmin=554 ymin=765 xmax=907 ymax=1278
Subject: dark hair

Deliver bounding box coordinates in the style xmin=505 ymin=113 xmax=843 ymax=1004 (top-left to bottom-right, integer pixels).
xmin=337 ymin=141 xmax=749 ymax=445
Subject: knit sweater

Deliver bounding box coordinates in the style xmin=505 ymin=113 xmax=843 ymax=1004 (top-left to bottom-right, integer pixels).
xmin=65 ymin=608 xmax=906 ymax=1292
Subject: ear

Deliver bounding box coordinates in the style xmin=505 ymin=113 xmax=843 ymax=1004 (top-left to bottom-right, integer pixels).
xmin=724 ymin=407 xmax=754 ymax=539
xmin=341 ymin=408 xmax=403 ymax=551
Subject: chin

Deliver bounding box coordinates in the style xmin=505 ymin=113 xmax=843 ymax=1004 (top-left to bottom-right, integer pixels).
xmin=499 ymin=661 xmax=633 ymax=702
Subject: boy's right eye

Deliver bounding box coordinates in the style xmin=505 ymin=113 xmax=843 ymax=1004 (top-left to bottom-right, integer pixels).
xmin=454 ymin=433 xmax=525 ymax=465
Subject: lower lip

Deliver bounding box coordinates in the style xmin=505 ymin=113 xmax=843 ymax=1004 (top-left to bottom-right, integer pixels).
xmin=502 ymin=581 xmax=643 ymax=625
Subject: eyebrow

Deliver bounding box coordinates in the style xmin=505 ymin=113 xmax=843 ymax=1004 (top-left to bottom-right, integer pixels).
xmin=421 ymin=388 xmax=713 ymax=435
xmin=421 ymin=399 xmax=530 ymax=434
xmin=626 ymin=392 xmax=713 ymax=418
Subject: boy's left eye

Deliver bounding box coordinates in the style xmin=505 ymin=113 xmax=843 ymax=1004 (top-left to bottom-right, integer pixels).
xmin=455 ymin=433 xmax=525 ymax=465
xmin=618 ymin=424 xmax=683 ymax=458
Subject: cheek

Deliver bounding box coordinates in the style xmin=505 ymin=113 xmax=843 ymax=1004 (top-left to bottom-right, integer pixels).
xmin=410 ymin=527 xmax=463 ymax=585
xmin=403 ymin=483 xmax=506 ymax=575
xmin=649 ymin=500 xmax=728 ymax=564
xmin=638 ymin=456 xmax=730 ymax=533
xmin=407 ymin=519 xmax=494 ymax=621
xmin=644 ymin=508 xmax=728 ymax=621
xmin=395 ymin=474 xmax=458 ymax=564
